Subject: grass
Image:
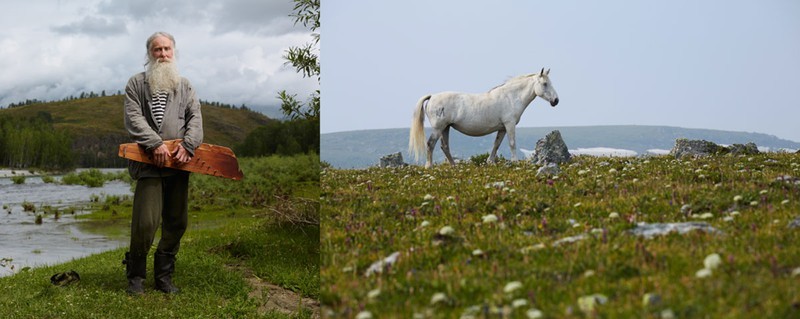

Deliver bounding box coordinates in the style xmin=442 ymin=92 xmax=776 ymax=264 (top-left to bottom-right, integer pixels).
xmin=0 ymin=155 xmax=320 ymax=318
xmin=320 ymin=153 xmax=800 ymax=318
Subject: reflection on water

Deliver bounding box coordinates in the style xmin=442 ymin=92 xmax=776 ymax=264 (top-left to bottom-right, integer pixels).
xmin=0 ymin=169 xmax=133 ymax=277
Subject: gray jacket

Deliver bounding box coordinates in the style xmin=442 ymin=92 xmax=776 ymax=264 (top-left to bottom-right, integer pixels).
xmin=124 ymin=72 xmax=203 ymax=179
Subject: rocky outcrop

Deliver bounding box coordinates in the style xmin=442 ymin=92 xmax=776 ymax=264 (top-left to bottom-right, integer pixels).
xmin=670 ymin=139 xmax=760 ymax=158
xmin=728 ymin=143 xmax=759 ymax=156
xmin=670 ymin=139 xmax=725 ymax=158
xmin=531 ymin=130 xmax=571 ymax=165
xmin=536 ymin=163 xmax=561 ymax=177
xmin=379 ymin=152 xmax=406 ymax=168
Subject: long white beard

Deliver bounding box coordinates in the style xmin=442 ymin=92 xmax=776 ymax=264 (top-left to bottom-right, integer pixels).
xmin=146 ymin=59 xmax=180 ymax=93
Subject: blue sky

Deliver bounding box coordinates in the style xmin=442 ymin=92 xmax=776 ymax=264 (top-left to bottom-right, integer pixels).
xmin=0 ymin=0 xmax=317 ymax=114
xmin=321 ymin=0 xmax=800 ymax=142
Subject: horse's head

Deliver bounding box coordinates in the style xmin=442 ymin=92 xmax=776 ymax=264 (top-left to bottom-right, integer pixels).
xmin=534 ymin=68 xmax=559 ymax=107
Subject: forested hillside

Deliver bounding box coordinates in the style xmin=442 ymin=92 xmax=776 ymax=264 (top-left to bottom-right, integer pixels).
xmin=0 ymin=95 xmax=273 ymax=169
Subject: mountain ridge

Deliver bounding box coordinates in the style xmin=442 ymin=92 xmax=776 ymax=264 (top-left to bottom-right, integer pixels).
xmin=322 ymin=125 xmax=800 ymax=168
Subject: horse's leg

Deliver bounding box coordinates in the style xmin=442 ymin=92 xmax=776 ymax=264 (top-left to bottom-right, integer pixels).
xmin=426 ymin=130 xmax=441 ymax=168
xmin=440 ymin=126 xmax=456 ymax=166
xmin=489 ymin=130 xmax=506 ymax=163
xmin=505 ymin=124 xmax=518 ymax=161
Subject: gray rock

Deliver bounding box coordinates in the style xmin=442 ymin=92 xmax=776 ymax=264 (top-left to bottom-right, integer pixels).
xmin=670 ymin=138 xmax=725 ymax=158
xmin=629 ymin=222 xmax=723 ymax=239
xmin=531 ymin=130 xmax=571 ymax=165
xmin=728 ymin=142 xmax=760 ymax=156
xmin=379 ymin=152 xmax=406 ymax=168
xmin=536 ymin=163 xmax=561 ymax=177
xmin=789 ymin=217 xmax=800 ymax=229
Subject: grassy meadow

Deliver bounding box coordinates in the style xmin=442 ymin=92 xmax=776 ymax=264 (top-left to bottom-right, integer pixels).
xmin=0 ymin=155 xmax=320 ymax=318
xmin=320 ymin=153 xmax=800 ymax=318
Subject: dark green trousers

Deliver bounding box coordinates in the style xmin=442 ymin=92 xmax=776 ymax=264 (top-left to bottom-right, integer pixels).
xmin=129 ymin=173 xmax=189 ymax=258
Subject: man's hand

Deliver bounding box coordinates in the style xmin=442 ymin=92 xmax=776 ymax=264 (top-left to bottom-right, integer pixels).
xmin=171 ymin=144 xmax=192 ymax=164
xmin=152 ymin=144 xmax=172 ymax=167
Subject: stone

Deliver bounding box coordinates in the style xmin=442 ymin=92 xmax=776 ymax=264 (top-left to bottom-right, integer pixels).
xmin=536 ymin=163 xmax=561 ymax=177
xmin=531 ymin=130 xmax=571 ymax=165
xmin=379 ymin=152 xmax=406 ymax=167
xmin=728 ymin=142 xmax=760 ymax=156
xmin=789 ymin=217 xmax=800 ymax=229
xmin=670 ymin=138 xmax=725 ymax=158
xmin=629 ymin=222 xmax=723 ymax=239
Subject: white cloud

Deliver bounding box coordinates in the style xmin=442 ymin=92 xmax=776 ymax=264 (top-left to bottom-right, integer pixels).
xmin=0 ymin=0 xmax=317 ymax=116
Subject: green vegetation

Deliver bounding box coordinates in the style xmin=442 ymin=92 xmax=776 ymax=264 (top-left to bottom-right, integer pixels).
xmin=11 ymin=175 xmax=25 ymax=184
xmin=0 ymin=95 xmax=272 ymax=168
xmin=0 ymin=113 xmax=74 ymax=169
xmin=321 ymin=153 xmax=800 ymax=317
xmin=1 ymin=155 xmax=320 ymax=318
xmin=236 ymin=120 xmax=319 ymax=157
xmin=61 ymin=169 xmax=131 ymax=187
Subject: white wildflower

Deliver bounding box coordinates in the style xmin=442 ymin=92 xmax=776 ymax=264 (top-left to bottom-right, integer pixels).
xmin=704 ymin=253 xmax=722 ymax=270
xmin=695 ymin=268 xmax=712 ymax=278
xmin=733 ymin=195 xmax=743 ymax=202
xmin=482 ymin=214 xmax=499 ymax=224
xmin=367 ymin=288 xmax=381 ymax=299
xmin=730 ymin=211 xmax=740 ymax=216
xmin=574 ymin=202 xmax=582 ymax=207
xmin=750 ymin=201 xmax=759 ymax=206
xmin=661 ymin=309 xmax=676 ymax=319
xmin=791 ymin=267 xmax=800 ymax=277
xmin=578 ymin=294 xmax=608 ymax=313
xmin=699 ymin=213 xmax=714 ymax=219
xmin=503 ymin=281 xmax=523 ymax=294
xmin=512 ymin=299 xmax=529 ymax=308
xmin=759 ymin=189 xmax=768 ymax=195
xmin=583 ymin=270 xmax=596 ymax=278
xmin=420 ymin=220 xmax=430 ymax=228
xmin=526 ymin=308 xmax=544 ymax=319
xmin=430 ymin=292 xmax=448 ymax=305
xmin=423 ymin=194 xmax=435 ymax=201
xmin=355 ymin=311 xmax=373 ymax=319
xmin=782 ymin=199 xmax=790 ymax=205
xmin=608 ymin=212 xmax=620 ymax=219
xmin=723 ymin=216 xmax=734 ymax=222
xmin=472 ymin=249 xmax=484 ymax=256
xmin=439 ymin=226 xmax=455 ymax=236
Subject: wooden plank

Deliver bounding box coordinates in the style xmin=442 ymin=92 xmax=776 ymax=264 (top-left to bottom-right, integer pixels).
xmin=118 ymin=139 xmax=244 ymax=180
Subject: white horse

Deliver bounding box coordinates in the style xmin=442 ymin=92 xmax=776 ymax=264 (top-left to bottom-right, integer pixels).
xmin=409 ymin=68 xmax=560 ymax=168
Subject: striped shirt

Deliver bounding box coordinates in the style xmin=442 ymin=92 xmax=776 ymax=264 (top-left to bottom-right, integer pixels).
xmin=151 ymin=91 xmax=168 ymax=127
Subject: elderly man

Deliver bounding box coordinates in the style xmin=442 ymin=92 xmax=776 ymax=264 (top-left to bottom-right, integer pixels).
xmin=122 ymin=31 xmax=203 ymax=295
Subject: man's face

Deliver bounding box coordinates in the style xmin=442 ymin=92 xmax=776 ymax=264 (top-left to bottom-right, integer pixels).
xmin=149 ymin=36 xmax=174 ymax=62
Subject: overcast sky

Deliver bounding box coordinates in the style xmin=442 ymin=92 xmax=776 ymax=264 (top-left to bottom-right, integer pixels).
xmin=0 ymin=0 xmax=317 ymax=115
xmin=321 ymin=0 xmax=800 ymax=142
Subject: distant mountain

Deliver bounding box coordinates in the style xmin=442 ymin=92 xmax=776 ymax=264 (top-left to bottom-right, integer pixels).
xmin=322 ymin=126 xmax=800 ymax=168
xmin=0 ymin=95 xmax=273 ymax=167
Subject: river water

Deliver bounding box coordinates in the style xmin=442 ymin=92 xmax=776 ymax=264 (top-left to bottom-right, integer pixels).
xmin=0 ymin=169 xmax=133 ymax=277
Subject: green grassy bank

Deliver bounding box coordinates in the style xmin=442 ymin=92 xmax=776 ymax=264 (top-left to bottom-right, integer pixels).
xmin=0 ymin=155 xmax=320 ymax=318
xmin=321 ymin=153 xmax=800 ymax=318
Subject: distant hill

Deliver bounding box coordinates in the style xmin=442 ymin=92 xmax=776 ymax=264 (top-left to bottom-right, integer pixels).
xmin=322 ymin=126 xmax=800 ymax=168
xmin=0 ymin=95 xmax=273 ymax=167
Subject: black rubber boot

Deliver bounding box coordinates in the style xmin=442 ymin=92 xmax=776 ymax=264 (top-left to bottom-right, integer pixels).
xmin=154 ymin=252 xmax=180 ymax=294
xmin=123 ymin=252 xmax=146 ymax=296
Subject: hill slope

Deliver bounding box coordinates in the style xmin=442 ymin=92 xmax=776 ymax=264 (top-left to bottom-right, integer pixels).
xmin=0 ymin=95 xmax=272 ymax=167
xmin=322 ymin=126 xmax=800 ymax=168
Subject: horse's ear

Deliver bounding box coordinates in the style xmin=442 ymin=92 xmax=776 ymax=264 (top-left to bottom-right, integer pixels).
xmin=540 ymin=68 xmax=545 ymax=76
xmin=545 ymin=69 xmax=550 ymax=75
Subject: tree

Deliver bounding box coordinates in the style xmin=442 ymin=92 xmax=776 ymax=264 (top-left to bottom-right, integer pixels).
xmin=278 ymin=0 xmax=319 ymax=122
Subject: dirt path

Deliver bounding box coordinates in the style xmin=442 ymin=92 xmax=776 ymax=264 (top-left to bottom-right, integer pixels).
xmin=226 ymin=264 xmax=320 ymax=318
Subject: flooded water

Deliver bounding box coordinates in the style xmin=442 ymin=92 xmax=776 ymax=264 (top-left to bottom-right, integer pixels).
xmin=0 ymin=169 xmax=133 ymax=277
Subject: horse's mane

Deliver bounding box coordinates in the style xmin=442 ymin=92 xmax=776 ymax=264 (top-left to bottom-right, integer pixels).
xmin=487 ymin=73 xmax=537 ymax=93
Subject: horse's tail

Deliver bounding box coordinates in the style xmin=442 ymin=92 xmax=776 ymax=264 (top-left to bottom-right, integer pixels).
xmin=409 ymin=94 xmax=432 ymax=163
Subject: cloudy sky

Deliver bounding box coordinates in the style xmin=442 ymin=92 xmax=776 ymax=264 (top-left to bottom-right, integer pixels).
xmin=321 ymin=1 xmax=800 ymax=142
xmin=0 ymin=0 xmax=317 ymax=115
